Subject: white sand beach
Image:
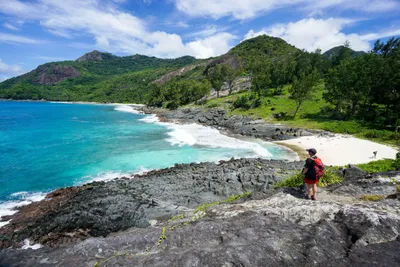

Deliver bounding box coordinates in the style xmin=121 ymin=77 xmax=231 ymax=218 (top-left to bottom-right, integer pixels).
xmin=276 ymin=135 xmax=398 ymax=166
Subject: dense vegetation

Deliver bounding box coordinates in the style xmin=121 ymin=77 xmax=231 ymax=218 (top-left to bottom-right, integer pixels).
xmin=0 ymin=54 xmax=197 ymax=102
xmin=1 ymin=35 xmax=399 ymax=146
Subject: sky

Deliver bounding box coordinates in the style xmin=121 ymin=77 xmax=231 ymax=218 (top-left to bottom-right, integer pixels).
xmin=0 ymin=0 xmax=399 ymax=81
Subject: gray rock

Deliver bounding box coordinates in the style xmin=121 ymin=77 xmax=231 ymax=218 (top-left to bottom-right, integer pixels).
xmin=1 ymin=194 xmax=400 ymax=267
xmin=343 ymin=166 xmax=367 ymax=179
xmin=158 ymin=108 xmax=314 ymax=142
xmin=0 ymin=159 xmax=303 ymax=248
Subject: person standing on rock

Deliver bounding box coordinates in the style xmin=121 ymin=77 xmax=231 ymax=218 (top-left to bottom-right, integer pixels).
xmin=302 ymin=148 xmax=324 ymax=201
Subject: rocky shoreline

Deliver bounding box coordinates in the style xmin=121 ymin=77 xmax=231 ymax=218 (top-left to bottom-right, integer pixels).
xmin=0 ymin=158 xmax=304 ymax=249
xmin=139 ymin=106 xmax=321 ymax=141
xmin=1 ymin=161 xmax=399 ymax=266
xmin=1 ymin=106 xmax=400 ymax=267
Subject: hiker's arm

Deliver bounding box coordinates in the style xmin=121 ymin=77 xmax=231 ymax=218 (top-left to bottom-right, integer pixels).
xmin=302 ymin=168 xmax=308 ymax=175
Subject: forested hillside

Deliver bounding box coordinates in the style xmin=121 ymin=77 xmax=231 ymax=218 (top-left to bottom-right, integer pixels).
xmin=0 ymin=51 xmax=198 ymax=102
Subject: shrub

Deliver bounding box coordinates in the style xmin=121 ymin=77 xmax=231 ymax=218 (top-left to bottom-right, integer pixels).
xmin=274 ymin=170 xmax=343 ymax=188
xmin=356 ymin=159 xmax=399 ymax=173
xmin=165 ymin=100 xmax=179 ymax=110
xmin=363 ymin=130 xmax=380 ymax=139
xmin=396 ymin=152 xmax=400 ymax=160
xmin=206 ymin=102 xmax=219 ymax=108
xmin=233 ymin=95 xmax=251 ymax=110
xmin=251 ymin=97 xmax=262 ymax=108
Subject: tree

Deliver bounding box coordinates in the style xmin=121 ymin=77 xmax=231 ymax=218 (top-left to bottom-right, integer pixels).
xmin=209 ymin=65 xmax=224 ymax=98
xmin=324 ymin=58 xmax=357 ymax=117
xmin=289 ymin=69 xmax=320 ymax=118
xmin=221 ymin=64 xmax=239 ymax=95
xmin=248 ymin=58 xmax=271 ymax=96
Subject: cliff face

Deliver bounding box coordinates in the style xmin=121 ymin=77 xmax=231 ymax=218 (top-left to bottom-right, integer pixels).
xmin=33 ymin=64 xmax=81 ymax=85
xmin=152 ymin=61 xmax=211 ymax=85
xmin=76 ymin=50 xmax=104 ymax=62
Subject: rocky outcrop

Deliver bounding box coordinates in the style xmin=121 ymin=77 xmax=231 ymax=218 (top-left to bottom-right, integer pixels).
xmin=154 ymin=107 xmax=315 ymax=141
xmin=0 ymin=158 xmax=303 ymax=248
xmin=203 ymin=54 xmax=242 ymax=76
xmin=204 ymin=76 xmax=251 ymax=99
xmin=76 ymin=50 xmax=104 ymax=62
xmin=1 ymin=159 xmax=400 ymax=266
xmin=1 ymin=190 xmax=399 ymax=267
xmin=33 ymin=64 xmax=81 ymax=85
xmin=153 ymin=61 xmax=211 ymax=85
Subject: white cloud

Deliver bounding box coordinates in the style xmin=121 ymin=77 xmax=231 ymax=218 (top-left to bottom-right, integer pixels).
xmin=0 ymin=32 xmax=41 ymax=44
xmin=244 ymin=18 xmax=376 ymax=52
xmin=186 ymin=25 xmax=229 ymax=38
xmin=0 ymin=0 xmax=234 ymax=58
xmin=186 ymin=33 xmax=237 ymax=58
xmin=175 ymin=0 xmax=299 ymax=20
xmin=0 ymin=59 xmax=26 ymax=80
xmin=360 ymin=29 xmax=400 ymax=41
xmin=175 ymin=0 xmax=400 ymax=20
xmin=3 ymin=23 xmax=19 ymax=31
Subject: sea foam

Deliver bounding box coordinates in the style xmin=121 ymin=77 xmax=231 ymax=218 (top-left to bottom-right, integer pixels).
xmin=163 ymin=123 xmax=274 ymax=158
xmin=81 ymin=167 xmax=150 ymax=184
xmin=22 ymin=239 xmax=42 ymax=250
xmin=0 ymin=192 xmax=46 ymax=228
xmin=134 ymin=109 xmax=277 ymax=159
xmin=114 ymin=105 xmax=142 ymax=114
xmin=139 ymin=114 xmax=160 ymax=123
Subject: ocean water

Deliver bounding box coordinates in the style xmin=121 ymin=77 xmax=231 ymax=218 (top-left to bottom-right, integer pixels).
xmin=0 ymin=101 xmax=297 ymax=225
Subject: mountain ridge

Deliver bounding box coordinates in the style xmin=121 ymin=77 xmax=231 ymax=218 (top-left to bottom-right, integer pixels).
xmin=0 ymin=35 xmax=303 ymax=102
xmin=0 ymin=35 xmax=347 ymax=103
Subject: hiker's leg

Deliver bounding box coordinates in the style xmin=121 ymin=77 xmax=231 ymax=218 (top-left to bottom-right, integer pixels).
xmin=312 ymin=184 xmax=318 ymax=200
xmin=307 ymin=184 xmax=313 ymax=198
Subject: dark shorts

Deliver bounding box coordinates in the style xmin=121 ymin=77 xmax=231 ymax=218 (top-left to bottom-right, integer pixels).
xmin=304 ymin=178 xmax=318 ymax=185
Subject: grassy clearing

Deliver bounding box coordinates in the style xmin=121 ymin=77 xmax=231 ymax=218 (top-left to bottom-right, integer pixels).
xmin=274 ymin=169 xmax=344 ymax=188
xmin=356 ymin=159 xmax=400 ymax=173
xmin=197 ymin=83 xmax=400 ymax=147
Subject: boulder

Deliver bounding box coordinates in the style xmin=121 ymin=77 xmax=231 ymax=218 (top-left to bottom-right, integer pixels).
xmin=343 ymin=166 xmax=367 ymax=179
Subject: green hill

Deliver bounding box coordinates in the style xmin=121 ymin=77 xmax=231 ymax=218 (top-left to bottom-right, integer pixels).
xmin=0 ymin=35 xmax=307 ymax=103
xmin=323 ymin=45 xmax=366 ymax=60
xmin=0 ymin=51 xmax=198 ymax=102
xmin=228 ymin=35 xmax=299 ymax=59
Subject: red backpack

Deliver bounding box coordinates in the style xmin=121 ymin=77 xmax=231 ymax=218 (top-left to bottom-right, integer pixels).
xmin=312 ymin=157 xmax=325 ymax=179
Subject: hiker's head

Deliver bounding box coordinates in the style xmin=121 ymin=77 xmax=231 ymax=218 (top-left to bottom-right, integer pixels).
xmin=306 ymin=148 xmax=317 ymax=156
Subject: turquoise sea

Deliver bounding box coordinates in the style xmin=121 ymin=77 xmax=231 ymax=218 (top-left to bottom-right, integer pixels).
xmin=0 ymin=101 xmax=297 ymax=223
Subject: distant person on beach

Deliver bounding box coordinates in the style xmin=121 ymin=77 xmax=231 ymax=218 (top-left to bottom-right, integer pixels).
xmin=373 ymin=151 xmax=377 ymax=158
xmin=302 ymin=148 xmax=324 ymax=201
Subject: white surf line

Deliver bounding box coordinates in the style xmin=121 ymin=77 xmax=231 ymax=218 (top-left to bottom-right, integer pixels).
xmin=0 ymin=192 xmax=47 ymax=228
xmin=127 ymin=105 xmax=298 ymax=160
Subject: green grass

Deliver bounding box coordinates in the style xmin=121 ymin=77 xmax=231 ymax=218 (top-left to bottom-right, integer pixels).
xmin=194 ymin=192 xmax=252 ymax=213
xmin=274 ymin=170 xmax=344 ymax=188
xmin=198 ymin=82 xmax=400 ymax=147
xmin=360 ymin=195 xmax=386 ymax=201
xmin=356 ymin=159 xmax=400 ymax=173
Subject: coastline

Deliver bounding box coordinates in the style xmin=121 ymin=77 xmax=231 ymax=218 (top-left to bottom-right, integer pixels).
xmin=137 ymin=106 xmax=398 ymax=166
xmin=1 ymin=103 xmax=400 ymax=266
xmin=0 ymin=103 xmax=299 ymax=229
xmin=1 ymin=102 xmax=397 ymax=228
